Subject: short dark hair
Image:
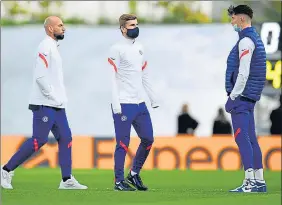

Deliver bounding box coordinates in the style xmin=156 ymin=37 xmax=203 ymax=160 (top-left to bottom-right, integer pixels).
xmin=228 ymin=5 xmax=253 ymax=19
xmin=119 ymin=14 xmax=137 ymax=28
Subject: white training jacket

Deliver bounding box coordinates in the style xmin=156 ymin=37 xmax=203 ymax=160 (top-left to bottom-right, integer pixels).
xmin=29 ymin=35 xmax=67 ymax=108
xmin=108 ymin=37 xmax=159 ymax=114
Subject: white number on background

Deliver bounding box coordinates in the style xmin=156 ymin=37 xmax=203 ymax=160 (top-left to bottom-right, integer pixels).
xmin=261 ymin=22 xmax=280 ymax=54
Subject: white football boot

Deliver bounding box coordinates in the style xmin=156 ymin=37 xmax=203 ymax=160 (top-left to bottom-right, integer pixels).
xmin=58 ymin=175 xmax=88 ymax=190
xmin=229 ymin=178 xmax=257 ymax=193
xmin=1 ymin=167 xmax=14 ymax=189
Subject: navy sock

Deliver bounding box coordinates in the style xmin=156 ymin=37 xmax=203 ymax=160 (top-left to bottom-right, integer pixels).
xmin=3 ymin=165 xmax=11 ymax=172
xmin=63 ymin=176 xmax=71 ymax=182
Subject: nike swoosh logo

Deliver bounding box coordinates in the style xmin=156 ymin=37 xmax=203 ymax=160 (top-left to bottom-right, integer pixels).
xmin=257 ymin=185 xmax=266 ymax=188
xmin=110 ymin=57 xmax=115 ymax=60
xmin=66 ymin=184 xmax=76 ymax=187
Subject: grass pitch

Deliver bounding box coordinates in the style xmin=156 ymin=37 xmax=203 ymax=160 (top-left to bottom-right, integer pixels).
xmin=1 ymin=168 xmax=281 ymax=205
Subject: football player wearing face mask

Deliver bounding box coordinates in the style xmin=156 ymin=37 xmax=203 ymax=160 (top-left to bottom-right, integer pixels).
xmin=107 ymin=14 xmax=159 ymax=191
xmin=225 ymin=5 xmax=267 ymax=193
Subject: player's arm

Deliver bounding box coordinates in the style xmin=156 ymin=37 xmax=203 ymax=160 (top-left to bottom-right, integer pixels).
xmin=108 ymin=46 xmax=121 ymax=114
xmin=141 ymin=50 xmax=159 ymax=108
xmin=35 ymin=44 xmax=61 ymax=105
xmin=230 ymin=37 xmax=255 ymax=100
xmin=191 ymin=118 xmax=198 ymax=130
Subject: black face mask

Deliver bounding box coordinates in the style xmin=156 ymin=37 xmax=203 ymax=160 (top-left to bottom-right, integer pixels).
xmin=126 ymin=27 xmax=139 ymax=39
xmin=54 ymin=33 xmax=64 ymax=40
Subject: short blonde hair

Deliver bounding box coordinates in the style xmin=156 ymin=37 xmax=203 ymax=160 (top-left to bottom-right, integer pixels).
xmin=119 ymin=14 xmax=137 ymax=28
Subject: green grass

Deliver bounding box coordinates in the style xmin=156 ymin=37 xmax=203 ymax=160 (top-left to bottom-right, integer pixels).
xmin=1 ymin=168 xmax=281 ymax=205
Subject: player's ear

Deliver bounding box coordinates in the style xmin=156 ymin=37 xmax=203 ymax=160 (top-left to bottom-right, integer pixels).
xmin=121 ymin=26 xmax=127 ymax=34
xmin=240 ymin=16 xmax=245 ymax=22
xmin=48 ymin=26 xmax=54 ymax=33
